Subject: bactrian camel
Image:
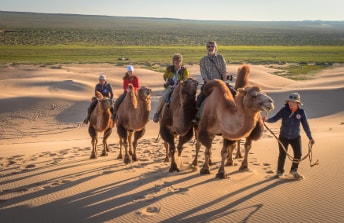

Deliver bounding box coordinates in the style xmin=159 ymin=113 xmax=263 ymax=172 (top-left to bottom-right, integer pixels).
xmin=196 ymin=64 xmax=274 ymax=178
xmin=116 ymin=84 xmax=152 ymax=164
xmin=88 ymin=91 xmax=114 ymax=159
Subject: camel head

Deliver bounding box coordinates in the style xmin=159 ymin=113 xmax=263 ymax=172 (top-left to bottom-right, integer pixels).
xmin=95 ymin=91 xmax=114 ymax=110
xmin=126 ymin=84 xmax=134 ymax=93
xmin=238 ymin=86 xmax=274 ymax=113
xmin=180 ymin=78 xmax=199 ymax=95
xmin=137 ymin=85 xmax=152 ymax=101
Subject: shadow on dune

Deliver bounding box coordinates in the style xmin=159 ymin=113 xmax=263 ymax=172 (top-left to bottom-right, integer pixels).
xmin=267 ymin=87 xmax=344 ymax=119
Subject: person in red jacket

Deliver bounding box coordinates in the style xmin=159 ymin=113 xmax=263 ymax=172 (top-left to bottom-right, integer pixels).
xmin=112 ymin=65 xmax=139 ymax=120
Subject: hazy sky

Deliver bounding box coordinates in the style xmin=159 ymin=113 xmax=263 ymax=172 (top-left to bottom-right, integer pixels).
xmin=1 ymin=0 xmax=343 ymax=21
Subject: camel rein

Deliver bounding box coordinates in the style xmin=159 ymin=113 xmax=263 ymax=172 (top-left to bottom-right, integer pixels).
xmin=263 ymin=120 xmax=319 ymax=167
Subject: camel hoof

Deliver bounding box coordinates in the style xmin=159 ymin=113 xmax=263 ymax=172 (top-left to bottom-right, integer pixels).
xmin=117 ymin=154 xmax=123 ymax=159
xmin=216 ymin=172 xmax=228 ymax=179
xmin=164 ymin=157 xmax=170 ymax=162
xmin=225 ymin=161 xmax=234 ymax=166
xmin=124 ymin=155 xmax=132 ymax=164
xmin=169 ymin=163 xmax=179 ymax=172
xmin=132 ymin=154 xmax=137 ymax=161
xmin=101 ymin=152 xmax=108 ymax=156
xmin=239 ymin=166 xmax=249 ymax=171
xmin=200 ymin=168 xmax=210 ymax=175
xmin=209 ymin=159 xmax=212 ymax=166
xmin=90 ymin=154 xmax=97 ymax=159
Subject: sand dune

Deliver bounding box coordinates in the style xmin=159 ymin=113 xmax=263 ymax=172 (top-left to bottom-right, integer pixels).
xmin=0 ymin=63 xmax=343 ymax=223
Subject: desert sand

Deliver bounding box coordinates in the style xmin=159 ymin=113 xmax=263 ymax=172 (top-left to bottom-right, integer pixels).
xmin=0 ymin=63 xmax=343 ymax=223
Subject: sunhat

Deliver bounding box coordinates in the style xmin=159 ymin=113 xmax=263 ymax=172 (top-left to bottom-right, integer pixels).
xmin=99 ymin=74 xmax=106 ymax=81
xmin=286 ymin=92 xmax=303 ymax=105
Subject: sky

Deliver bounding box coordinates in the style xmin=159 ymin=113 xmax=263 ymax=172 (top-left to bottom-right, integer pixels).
xmin=1 ymin=0 xmax=343 ymax=21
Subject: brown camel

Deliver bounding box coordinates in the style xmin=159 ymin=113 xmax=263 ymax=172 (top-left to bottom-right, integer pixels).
xmin=88 ymin=91 xmax=114 ymax=159
xmin=116 ymin=84 xmax=152 ymax=164
xmin=196 ymin=65 xmax=274 ymax=178
xmin=159 ymin=78 xmax=198 ymax=172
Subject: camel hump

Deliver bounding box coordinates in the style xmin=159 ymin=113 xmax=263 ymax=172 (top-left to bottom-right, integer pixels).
xmin=203 ymin=79 xmax=227 ymax=97
xmin=235 ymin=64 xmax=250 ymax=90
xmin=95 ymin=91 xmax=103 ymax=99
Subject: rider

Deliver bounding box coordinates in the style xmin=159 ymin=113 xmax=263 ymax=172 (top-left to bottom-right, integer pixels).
xmin=193 ymin=41 xmax=235 ymax=122
xmin=112 ymin=65 xmax=139 ymax=120
xmin=83 ymin=74 xmax=114 ymax=124
xmin=153 ymin=53 xmax=189 ymax=123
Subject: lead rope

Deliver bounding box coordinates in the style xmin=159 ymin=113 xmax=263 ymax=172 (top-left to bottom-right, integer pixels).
xmin=263 ymin=112 xmax=319 ymax=167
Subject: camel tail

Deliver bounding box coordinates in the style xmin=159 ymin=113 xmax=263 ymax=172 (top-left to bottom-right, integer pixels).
xmin=235 ymin=64 xmax=250 ymax=90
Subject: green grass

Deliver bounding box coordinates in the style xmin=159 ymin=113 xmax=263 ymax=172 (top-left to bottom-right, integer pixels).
xmin=1 ymin=45 xmax=342 ymax=80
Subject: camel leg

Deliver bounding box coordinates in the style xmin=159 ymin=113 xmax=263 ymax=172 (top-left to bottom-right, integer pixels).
xmin=117 ymin=125 xmax=131 ymax=164
xmin=88 ymin=126 xmax=98 ymax=159
xmin=239 ymin=138 xmax=252 ymax=171
xmin=101 ymin=127 xmax=112 ymax=156
xmin=235 ymin=140 xmax=243 ymax=158
xmin=128 ymin=130 xmax=133 ymax=156
xmin=164 ymin=141 xmax=170 ymax=162
xmin=160 ymin=126 xmax=179 ymax=172
xmin=177 ymin=128 xmax=193 ymax=156
xmin=132 ymin=128 xmax=145 ymax=161
xmin=217 ymin=140 xmax=236 ymax=179
xmin=225 ymin=139 xmax=237 ymax=166
xmin=117 ymin=138 xmax=123 ymax=159
xmin=199 ymin=128 xmax=214 ymax=174
xmin=191 ymin=140 xmax=201 ymax=168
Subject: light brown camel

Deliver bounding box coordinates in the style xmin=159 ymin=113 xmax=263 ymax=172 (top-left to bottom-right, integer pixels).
xmin=196 ymin=64 xmax=274 ymax=178
xmin=116 ymin=84 xmax=151 ymax=164
xmin=88 ymin=91 xmax=114 ymax=159
xmin=159 ymin=78 xmax=198 ymax=172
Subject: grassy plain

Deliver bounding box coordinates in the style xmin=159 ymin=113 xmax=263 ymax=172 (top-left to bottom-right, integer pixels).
xmin=1 ymin=11 xmax=344 ymax=78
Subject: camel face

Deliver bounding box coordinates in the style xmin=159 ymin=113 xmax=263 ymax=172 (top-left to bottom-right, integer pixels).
xmin=241 ymin=86 xmax=274 ymax=113
xmin=181 ymin=78 xmax=199 ymax=96
xmin=137 ymin=85 xmax=152 ymax=100
xmin=100 ymin=97 xmax=114 ymax=110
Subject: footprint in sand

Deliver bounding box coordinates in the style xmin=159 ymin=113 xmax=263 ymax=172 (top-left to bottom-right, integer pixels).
xmin=136 ymin=206 xmax=161 ymax=216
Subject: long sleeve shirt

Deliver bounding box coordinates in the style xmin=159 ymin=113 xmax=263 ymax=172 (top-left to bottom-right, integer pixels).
xmin=200 ymin=54 xmax=227 ymax=81
xmin=266 ymin=104 xmax=313 ymax=140
xmin=123 ymin=76 xmax=139 ymax=93
xmin=95 ymin=82 xmax=113 ymax=99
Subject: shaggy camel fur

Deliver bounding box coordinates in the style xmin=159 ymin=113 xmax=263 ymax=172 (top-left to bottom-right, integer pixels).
xmin=88 ymin=91 xmax=114 ymax=159
xmin=196 ymin=65 xmax=274 ymax=178
xmin=159 ymin=78 xmax=198 ymax=172
xmin=116 ymin=84 xmax=151 ymax=164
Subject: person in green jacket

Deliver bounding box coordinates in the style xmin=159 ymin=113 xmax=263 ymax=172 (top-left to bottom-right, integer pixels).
xmin=153 ymin=53 xmax=189 ymax=123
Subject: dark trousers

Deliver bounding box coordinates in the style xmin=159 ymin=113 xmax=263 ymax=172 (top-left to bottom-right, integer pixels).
xmin=277 ymin=135 xmax=302 ymax=173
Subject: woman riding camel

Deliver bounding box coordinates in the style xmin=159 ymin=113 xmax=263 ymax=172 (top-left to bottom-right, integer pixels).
xmin=83 ymin=74 xmax=114 ymax=124
xmin=112 ymin=65 xmax=140 ymax=120
xmin=153 ymin=53 xmax=190 ymax=123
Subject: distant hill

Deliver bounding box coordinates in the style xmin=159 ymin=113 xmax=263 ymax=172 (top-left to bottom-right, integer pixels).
xmin=1 ymin=11 xmax=344 ymax=46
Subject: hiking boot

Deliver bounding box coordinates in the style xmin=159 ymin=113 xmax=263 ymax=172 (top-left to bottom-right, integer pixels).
xmin=290 ymin=170 xmax=304 ymax=180
xmin=153 ymin=113 xmax=160 ymax=123
xmin=275 ymin=171 xmax=283 ymax=178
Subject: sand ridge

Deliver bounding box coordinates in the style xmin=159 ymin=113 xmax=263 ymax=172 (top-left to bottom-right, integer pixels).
xmin=0 ymin=63 xmax=343 ymax=222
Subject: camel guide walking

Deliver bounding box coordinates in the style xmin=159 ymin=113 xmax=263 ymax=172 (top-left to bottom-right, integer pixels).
xmin=263 ymin=92 xmax=315 ymax=180
xmin=153 ymin=53 xmax=189 ymax=123
xmin=112 ymin=65 xmax=140 ymax=120
xmin=83 ymin=74 xmax=114 ymax=124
